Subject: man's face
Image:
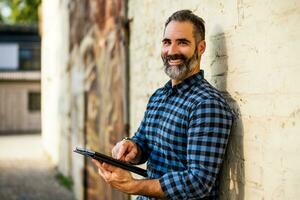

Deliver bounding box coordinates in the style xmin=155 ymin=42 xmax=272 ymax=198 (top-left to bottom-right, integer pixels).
xmin=161 ymin=21 xmax=199 ymax=81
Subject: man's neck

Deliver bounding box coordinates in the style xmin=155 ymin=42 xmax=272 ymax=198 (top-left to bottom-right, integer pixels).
xmin=171 ymin=66 xmax=200 ymax=87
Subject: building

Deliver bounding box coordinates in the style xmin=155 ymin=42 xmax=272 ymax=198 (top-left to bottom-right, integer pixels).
xmin=0 ymin=24 xmax=41 ymax=134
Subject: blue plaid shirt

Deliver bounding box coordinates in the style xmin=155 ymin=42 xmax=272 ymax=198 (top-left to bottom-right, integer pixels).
xmin=131 ymin=71 xmax=233 ymax=200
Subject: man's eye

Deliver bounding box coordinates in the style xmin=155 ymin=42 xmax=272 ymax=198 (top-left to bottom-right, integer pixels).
xmin=162 ymin=41 xmax=171 ymax=45
xmin=178 ymin=41 xmax=188 ymax=45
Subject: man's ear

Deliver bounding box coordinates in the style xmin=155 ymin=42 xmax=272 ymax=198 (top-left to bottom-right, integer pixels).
xmin=197 ymin=40 xmax=206 ymax=55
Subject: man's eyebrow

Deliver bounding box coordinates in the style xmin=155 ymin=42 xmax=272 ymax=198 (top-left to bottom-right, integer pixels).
xmin=161 ymin=38 xmax=192 ymax=44
xmin=162 ymin=38 xmax=171 ymax=42
xmin=176 ymin=38 xmax=191 ymax=43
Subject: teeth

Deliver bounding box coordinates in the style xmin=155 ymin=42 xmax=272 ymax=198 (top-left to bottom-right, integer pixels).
xmin=168 ymin=59 xmax=182 ymax=65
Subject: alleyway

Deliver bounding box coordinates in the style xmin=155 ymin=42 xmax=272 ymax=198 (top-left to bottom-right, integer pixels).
xmin=0 ymin=133 xmax=75 ymax=200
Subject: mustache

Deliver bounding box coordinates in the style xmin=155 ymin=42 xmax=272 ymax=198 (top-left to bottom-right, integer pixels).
xmin=163 ymin=54 xmax=188 ymax=62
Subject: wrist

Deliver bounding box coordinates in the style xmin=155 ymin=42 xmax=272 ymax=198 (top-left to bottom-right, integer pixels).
xmin=122 ymin=136 xmax=131 ymax=141
xmin=128 ymin=178 xmax=141 ymax=195
xmin=128 ymin=179 xmax=166 ymax=198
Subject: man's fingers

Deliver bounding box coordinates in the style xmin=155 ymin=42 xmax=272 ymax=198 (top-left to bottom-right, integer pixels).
xmin=112 ymin=140 xmax=138 ymax=162
xmin=97 ymin=165 xmax=112 ymax=182
xmin=125 ymin=149 xmax=137 ymax=162
xmin=112 ymin=147 xmax=117 ymax=158
xmin=93 ymin=157 xmax=118 ymax=174
xmin=102 ymin=162 xmax=116 ymax=172
xmin=117 ymin=142 xmax=129 ymax=159
xmin=92 ymin=159 xmax=102 ymax=168
xmin=112 ymin=143 xmax=121 ymax=158
xmin=92 ymin=159 xmax=113 ymax=181
xmin=98 ymin=167 xmax=105 ymax=177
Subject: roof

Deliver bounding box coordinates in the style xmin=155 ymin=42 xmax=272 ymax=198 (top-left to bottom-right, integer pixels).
xmin=0 ymin=71 xmax=40 ymax=81
xmin=0 ymin=24 xmax=38 ymax=34
xmin=0 ymin=24 xmax=40 ymax=43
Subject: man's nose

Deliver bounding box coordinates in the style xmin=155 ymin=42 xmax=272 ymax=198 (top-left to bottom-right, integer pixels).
xmin=167 ymin=43 xmax=179 ymax=55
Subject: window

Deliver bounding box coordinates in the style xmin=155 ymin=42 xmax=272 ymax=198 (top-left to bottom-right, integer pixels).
xmin=0 ymin=42 xmax=41 ymax=71
xmin=19 ymin=43 xmax=41 ymax=71
xmin=0 ymin=43 xmax=19 ymax=70
xmin=28 ymin=92 xmax=41 ymax=112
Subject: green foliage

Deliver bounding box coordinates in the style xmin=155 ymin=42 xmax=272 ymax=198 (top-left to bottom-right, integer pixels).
xmin=55 ymin=172 xmax=73 ymax=191
xmin=0 ymin=0 xmax=41 ymax=24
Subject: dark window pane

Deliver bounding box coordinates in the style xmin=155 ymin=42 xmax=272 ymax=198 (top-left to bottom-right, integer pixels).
xmin=28 ymin=92 xmax=41 ymax=111
xmin=19 ymin=42 xmax=40 ymax=71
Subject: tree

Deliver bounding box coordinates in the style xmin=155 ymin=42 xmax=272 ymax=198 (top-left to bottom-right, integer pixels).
xmin=0 ymin=0 xmax=41 ymax=24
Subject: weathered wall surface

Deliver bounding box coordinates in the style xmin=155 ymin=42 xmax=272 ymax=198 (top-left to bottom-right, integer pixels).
xmin=41 ymin=0 xmax=74 ymax=194
xmin=42 ymin=0 xmax=128 ymax=200
xmin=128 ymin=0 xmax=300 ymax=199
xmin=41 ymin=0 xmax=70 ymax=166
xmin=68 ymin=0 xmax=128 ymax=200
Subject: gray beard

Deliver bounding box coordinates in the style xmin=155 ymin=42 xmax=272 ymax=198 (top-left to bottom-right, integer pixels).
xmin=163 ymin=52 xmax=198 ymax=81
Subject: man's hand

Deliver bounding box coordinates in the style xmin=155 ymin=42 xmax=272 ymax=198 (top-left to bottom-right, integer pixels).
xmin=112 ymin=139 xmax=141 ymax=163
xmin=92 ymin=139 xmax=166 ymax=198
xmin=92 ymin=159 xmax=138 ymax=194
xmin=91 ymin=159 xmax=166 ymax=198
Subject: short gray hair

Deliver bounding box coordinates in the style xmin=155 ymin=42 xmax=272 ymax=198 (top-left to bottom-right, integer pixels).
xmin=164 ymin=10 xmax=205 ymax=43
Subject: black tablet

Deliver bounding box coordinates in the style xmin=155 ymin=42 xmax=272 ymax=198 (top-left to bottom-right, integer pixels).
xmin=73 ymin=147 xmax=147 ymax=177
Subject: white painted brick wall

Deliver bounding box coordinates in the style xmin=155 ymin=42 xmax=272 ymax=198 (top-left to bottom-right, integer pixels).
xmin=128 ymin=0 xmax=300 ymax=199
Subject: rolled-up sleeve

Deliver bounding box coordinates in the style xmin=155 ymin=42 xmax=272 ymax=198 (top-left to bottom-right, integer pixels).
xmin=159 ymin=98 xmax=233 ymax=199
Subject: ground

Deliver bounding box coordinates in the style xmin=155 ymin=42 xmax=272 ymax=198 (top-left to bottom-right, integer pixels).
xmin=0 ymin=133 xmax=75 ymax=200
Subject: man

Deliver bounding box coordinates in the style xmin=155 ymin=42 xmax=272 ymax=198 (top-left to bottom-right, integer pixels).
xmin=92 ymin=10 xmax=233 ymax=199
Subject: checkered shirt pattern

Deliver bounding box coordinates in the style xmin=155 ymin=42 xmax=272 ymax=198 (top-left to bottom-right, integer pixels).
xmin=131 ymin=70 xmax=233 ymax=200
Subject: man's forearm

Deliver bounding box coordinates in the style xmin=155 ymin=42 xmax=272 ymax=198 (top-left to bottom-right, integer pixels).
xmin=130 ymin=178 xmax=166 ymax=199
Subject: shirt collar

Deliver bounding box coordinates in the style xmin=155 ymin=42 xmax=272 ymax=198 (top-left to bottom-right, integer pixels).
xmin=163 ymin=70 xmax=204 ymax=95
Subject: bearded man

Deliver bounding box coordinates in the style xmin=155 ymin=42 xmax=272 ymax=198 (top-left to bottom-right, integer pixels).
xmin=92 ymin=10 xmax=234 ymax=200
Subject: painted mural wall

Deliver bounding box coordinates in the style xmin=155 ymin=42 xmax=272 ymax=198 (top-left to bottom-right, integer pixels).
xmin=42 ymin=0 xmax=128 ymax=199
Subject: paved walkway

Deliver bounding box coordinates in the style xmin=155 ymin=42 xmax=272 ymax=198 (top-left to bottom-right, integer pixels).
xmin=0 ymin=134 xmax=75 ymax=200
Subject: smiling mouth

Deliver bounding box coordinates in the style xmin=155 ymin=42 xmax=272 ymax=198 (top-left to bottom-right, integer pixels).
xmin=168 ymin=59 xmax=183 ymax=66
